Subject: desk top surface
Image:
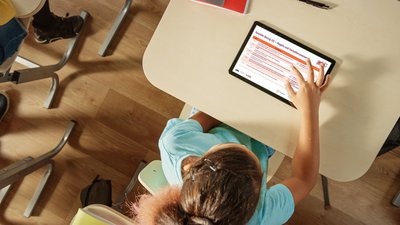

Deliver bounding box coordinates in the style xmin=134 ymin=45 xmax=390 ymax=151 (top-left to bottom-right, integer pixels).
xmin=143 ymin=0 xmax=400 ymax=181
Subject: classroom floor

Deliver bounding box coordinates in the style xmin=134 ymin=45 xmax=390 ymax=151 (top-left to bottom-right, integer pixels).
xmin=0 ymin=0 xmax=399 ymax=224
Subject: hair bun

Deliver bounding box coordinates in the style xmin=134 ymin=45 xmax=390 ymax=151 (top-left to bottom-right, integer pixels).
xmin=189 ymin=216 xmax=215 ymax=225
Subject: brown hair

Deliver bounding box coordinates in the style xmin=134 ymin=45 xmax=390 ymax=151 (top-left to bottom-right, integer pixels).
xmin=131 ymin=186 xmax=185 ymax=225
xmin=180 ymin=147 xmax=262 ymax=225
xmin=132 ymin=146 xmax=262 ymax=225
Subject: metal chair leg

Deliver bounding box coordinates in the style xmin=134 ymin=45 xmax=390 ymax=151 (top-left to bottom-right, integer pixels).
xmin=112 ymin=160 xmax=146 ymax=212
xmin=43 ymin=73 xmax=59 ymax=108
xmin=0 ymin=185 xmax=12 ymax=205
xmin=0 ymin=121 xmax=76 ymax=217
xmin=321 ymin=175 xmax=331 ymax=209
xmin=393 ymin=189 xmax=400 ymax=207
xmin=23 ymin=162 xmax=54 ymax=218
xmin=98 ymin=0 xmax=133 ymax=56
xmin=0 ymin=11 xmax=89 ymax=109
xmin=0 ymin=120 xmax=76 ymax=189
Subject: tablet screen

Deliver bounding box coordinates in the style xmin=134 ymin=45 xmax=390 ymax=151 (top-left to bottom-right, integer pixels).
xmin=229 ymin=21 xmax=335 ymax=106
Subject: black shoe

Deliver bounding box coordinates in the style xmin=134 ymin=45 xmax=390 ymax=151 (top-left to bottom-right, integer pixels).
xmin=33 ymin=13 xmax=84 ymax=44
xmin=0 ymin=92 xmax=10 ymax=122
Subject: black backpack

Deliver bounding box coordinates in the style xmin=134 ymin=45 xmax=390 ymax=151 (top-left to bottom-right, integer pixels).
xmin=80 ymin=175 xmax=112 ymax=207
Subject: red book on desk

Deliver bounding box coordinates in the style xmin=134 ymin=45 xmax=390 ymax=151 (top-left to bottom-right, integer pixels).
xmin=192 ymin=0 xmax=250 ymax=14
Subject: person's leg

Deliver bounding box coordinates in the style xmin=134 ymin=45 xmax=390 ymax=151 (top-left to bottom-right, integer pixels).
xmin=32 ymin=0 xmax=84 ymax=44
xmin=32 ymin=0 xmax=52 ymax=28
xmin=0 ymin=92 xmax=10 ymax=122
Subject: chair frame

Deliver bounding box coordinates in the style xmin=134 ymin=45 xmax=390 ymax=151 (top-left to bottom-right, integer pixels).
xmin=98 ymin=0 xmax=133 ymax=56
xmin=0 ymin=11 xmax=89 ymax=109
xmin=393 ymin=189 xmax=400 ymax=207
xmin=0 ymin=10 xmax=89 ymax=217
xmin=0 ymin=120 xmax=76 ymax=217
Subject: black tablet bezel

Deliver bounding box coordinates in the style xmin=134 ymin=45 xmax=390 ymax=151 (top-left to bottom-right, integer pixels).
xmin=229 ymin=21 xmax=336 ymax=107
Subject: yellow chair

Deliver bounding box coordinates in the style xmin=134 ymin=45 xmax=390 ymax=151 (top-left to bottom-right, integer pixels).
xmin=70 ymin=204 xmax=133 ymax=225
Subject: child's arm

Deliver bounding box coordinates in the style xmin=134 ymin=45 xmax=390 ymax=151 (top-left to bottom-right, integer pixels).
xmin=189 ymin=111 xmax=221 ymax=133
xmin=280 ymin=59 xmax=330 ymax=205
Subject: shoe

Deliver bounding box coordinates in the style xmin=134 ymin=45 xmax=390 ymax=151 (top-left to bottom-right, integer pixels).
xmin=33 ymin=13 xmax=84 ymax=44
xmin=0 ymin=92 xmax=10 ymax=122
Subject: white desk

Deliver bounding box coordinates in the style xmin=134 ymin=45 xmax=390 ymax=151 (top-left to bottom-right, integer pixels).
xmin=143 ymin=0 xmax=400 ymax=182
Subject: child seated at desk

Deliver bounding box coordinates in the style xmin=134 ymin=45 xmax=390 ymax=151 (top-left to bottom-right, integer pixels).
xmin=132 ymin=59 xmax=330 ymax=225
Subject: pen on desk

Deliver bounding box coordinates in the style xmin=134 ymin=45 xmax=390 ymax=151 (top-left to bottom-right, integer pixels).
xmin=298 ymin=0 xmax=330 ymax=9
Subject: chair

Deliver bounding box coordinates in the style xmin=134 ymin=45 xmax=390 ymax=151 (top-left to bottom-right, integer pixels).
xmin=393 ymin=190 xmax=400 ymax=207
xmin=0 ymin=1 xmax=89 ymax=109
xmin=69 ymin=155 xmax=284 ymax=224
xmin=69 ymin=161 xmax=143 ymax=224
xmin=138 ymin=160 xmax=168 ymax=195
xmin=98 ymin=0 xmax=133 ymax=56
xmin=0 ymin=0 xmax=86 ymax=217
xmin=70 ymin=204 xmax=133 ymax=225
xmin=0 ymin=121 xmax=76 ymax=217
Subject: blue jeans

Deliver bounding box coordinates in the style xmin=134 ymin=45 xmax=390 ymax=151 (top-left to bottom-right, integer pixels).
xmin=0 ymin=18 xmax=27 ymax=65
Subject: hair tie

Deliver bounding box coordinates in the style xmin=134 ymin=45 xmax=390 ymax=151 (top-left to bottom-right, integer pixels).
xmin=203 ymin=158 xmax=217 ymax=172
xmin=189 ymin=215 xmax=215 ymax=225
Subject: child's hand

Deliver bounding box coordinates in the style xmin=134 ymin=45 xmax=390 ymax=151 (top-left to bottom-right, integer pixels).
xmin=285 ymin=59 xmax=330 ymax=116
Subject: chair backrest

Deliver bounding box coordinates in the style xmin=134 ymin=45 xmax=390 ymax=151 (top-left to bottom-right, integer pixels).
xmin=138 ymin=160 xmax=168 ymax=195
xmin=137 ymin=104 xmax=191 ymax=194
xmin=70 ymin=204 xmax=133 ymax=225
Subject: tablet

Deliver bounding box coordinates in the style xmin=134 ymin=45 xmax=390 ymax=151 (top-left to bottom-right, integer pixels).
xmin=229 ymin=21 xmax=335 ymax=106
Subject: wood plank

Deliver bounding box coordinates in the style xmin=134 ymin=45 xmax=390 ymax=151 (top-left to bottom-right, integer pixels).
xmin=270 ymin=148 xmax=400 ymax=225
xmin=95 ymin=89 xmax=169 ymax=152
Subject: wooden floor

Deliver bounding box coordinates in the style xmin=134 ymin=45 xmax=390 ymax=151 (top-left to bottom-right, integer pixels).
xmin=0 ymin=0 xmax=399 ymax=224
xmin=271 ymin=147 xmax=400 ymax=225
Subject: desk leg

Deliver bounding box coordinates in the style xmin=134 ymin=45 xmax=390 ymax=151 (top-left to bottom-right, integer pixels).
xmin=98 ymin=0 xmax=133 ymax=56
xmin=321 ymin=175 xmax=331 ymax=209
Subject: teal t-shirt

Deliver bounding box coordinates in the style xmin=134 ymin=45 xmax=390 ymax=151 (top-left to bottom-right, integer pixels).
xmin=159 ymin=118 xmax=295 ymax=225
